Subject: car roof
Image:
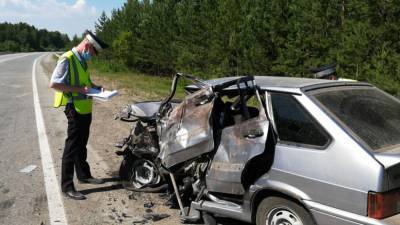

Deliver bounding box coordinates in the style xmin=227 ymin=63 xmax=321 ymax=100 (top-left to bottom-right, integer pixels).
xmin=185 ymin=76 xmax=371 ymax=94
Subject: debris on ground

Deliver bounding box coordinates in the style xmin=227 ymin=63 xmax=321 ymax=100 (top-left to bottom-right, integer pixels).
xmin=145 ymin=209 xmax=153 ymax=213
xmin=143 ymin=201 xmax=154 ymax=208
xmin=132 ymin=219 xmax=148 ymax=224
xmin=128 ymin=191 xmax=141 ymax=200
xmin=143 ymin=213 xmax=170 ymax=222
xmin=2 ymin=188 xmax=10 ymax=194
xmin=122 ymin=212 xmax=131 ymax=218
xmin=164 ymin=196 xmax=178 ymax=209
xmin=19 ymin=165 xmax=37 ymax=173
xmin=158 ymin=193 xmax=168 ymax=199
xmin=128 ymin=194 xmax=137 ymax=200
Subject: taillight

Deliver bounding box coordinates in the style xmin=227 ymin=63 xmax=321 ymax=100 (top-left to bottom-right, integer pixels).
xmin=368 ymin=189 xmax=400 ymax=219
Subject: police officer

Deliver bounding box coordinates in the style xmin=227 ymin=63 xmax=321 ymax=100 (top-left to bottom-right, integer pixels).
xmin=310 ymin=62 xmax=338 ymax=80
xmin=49 ymin=30 xmax=109 ymax=200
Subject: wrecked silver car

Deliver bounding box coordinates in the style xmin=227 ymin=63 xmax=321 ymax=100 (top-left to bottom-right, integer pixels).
xmin=116 ymin=74 xmax=400 ymax=225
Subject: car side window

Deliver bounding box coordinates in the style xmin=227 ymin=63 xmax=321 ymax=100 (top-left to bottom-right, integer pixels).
xmin=271 ymin=93 xmax=330 ymax=148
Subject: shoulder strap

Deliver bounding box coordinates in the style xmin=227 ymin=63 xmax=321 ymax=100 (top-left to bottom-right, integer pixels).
xmin=70 ymin=56 xmax=80 ymax=87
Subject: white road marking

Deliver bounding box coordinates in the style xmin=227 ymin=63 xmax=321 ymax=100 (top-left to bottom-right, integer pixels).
xmin=0 ymin=53 xmax=31 ymax=64
xmin=32 ymin=54 xmax=68 ymax=225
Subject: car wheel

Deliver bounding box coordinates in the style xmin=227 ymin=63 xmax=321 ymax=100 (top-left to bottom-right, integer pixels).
xmin=256 ymin=197 xmax=315 ymax=225
xmin=119 ymin=155 xmax=167 ymax=193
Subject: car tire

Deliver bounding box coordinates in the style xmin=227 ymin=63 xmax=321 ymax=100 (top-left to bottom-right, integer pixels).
xmin=119 ymin=156 xmax=167 ymax=193
xmin=256 ymin=197 xmax=315 ymax=225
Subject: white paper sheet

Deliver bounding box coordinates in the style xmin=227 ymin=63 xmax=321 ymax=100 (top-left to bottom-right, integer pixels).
xmin=86 ymin=88 xmax=118 ymax=101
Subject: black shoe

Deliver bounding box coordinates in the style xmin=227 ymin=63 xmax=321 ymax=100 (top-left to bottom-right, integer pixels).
xmin=63 ymin=190 xmax=86 ymax=200
xmin=79 ymin=177 xmax=105 ymax=184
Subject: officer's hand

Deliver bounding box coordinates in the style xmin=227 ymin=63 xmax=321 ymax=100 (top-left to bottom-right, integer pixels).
xmin=95 ymin=85 xmax=104 ymax=92
xmin=79 ymin=86 xmax=89 ymax=94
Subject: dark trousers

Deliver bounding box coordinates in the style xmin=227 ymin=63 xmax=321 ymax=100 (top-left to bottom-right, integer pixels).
xmin=61 ymin=103 xmax=92 ymax=192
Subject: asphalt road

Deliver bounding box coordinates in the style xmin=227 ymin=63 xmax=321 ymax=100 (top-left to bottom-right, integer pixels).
xmin=0 ymin=53 xmax=50 ymax=225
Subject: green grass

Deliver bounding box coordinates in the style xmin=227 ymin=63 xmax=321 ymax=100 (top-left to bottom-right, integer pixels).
xmin=88 ymin=60 xmax=186 ymax=100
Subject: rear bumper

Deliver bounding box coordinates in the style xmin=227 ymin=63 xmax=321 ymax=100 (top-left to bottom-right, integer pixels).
xmin=304 ymin=200 xmax=399 ymax=225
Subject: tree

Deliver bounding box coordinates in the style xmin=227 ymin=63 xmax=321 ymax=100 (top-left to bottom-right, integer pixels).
xmin=91 ymin=0 xmax=400 ymax=95
xmin=0 ymin=22 xmax=71 ymax=52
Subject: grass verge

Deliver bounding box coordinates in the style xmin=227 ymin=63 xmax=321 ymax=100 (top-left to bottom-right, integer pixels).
xmin=88 ymin=61 xmax=186 ymax=101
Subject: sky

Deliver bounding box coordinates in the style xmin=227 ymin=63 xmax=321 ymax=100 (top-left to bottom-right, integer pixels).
xmin=0 ymin=0 xmax=126 ymax=39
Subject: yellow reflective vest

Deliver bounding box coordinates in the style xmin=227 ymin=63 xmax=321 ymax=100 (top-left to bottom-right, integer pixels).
xmin=53 ymin=51 xmax=93 ymax=114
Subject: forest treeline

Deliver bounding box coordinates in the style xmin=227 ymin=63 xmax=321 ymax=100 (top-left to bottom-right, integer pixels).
xmin=0 ymin=22 xmax=71 ymax=52
xmin=95 ymin=0 xmax=400 ymax=95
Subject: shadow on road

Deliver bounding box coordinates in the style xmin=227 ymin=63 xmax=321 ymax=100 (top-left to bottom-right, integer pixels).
xmin=102 ymin=177 xmax=121 ymax=183
xmin=215 ymin=217 xmax=252 ymax=225
xmin=80 ymin=184 xmax=124 ymax=195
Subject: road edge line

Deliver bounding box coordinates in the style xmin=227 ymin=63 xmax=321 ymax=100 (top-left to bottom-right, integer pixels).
xmin=32 ymin=54 xmax=68 ymax=225
xmin=0 ymin=53 xmax=32 ymax=64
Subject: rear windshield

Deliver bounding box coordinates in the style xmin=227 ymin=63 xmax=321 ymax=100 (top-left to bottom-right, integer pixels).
xmin=311 ymin=87 xmax=400 ymax=152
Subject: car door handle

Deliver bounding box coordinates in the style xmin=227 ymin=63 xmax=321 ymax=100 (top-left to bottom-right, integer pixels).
xmin=244 ymin=129 xmax=264 ymax=138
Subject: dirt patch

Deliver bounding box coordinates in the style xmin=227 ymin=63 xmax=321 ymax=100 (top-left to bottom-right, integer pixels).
xmin=0 ymin=198 xmax=15 ymax=210
xmin=32 ymin=195 xmax=47 ymax=216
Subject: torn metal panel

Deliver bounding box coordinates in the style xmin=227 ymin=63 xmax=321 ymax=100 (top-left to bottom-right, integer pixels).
xmin=117 ymin=101 xmax=162 ymax=121
xmin=118 ymin=101 xmax=179 ymax=121
xmin=130 ymin=101 xmax=163 ymax=117
xmin=158 ymin=87 xmax=216 ymax=169
xmin=206 ymin=109 xmax=270 ymax=195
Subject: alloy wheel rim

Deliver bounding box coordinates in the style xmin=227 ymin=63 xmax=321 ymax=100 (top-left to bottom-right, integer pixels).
xmin=266 ymin=207 xmax=303 ymax=225
xmin=130 ymin=159 xmax=160 ymax=188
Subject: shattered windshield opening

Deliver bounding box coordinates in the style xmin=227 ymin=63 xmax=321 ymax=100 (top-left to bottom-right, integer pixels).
xmin=310 ymin=87 xmax=400 ymax=153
